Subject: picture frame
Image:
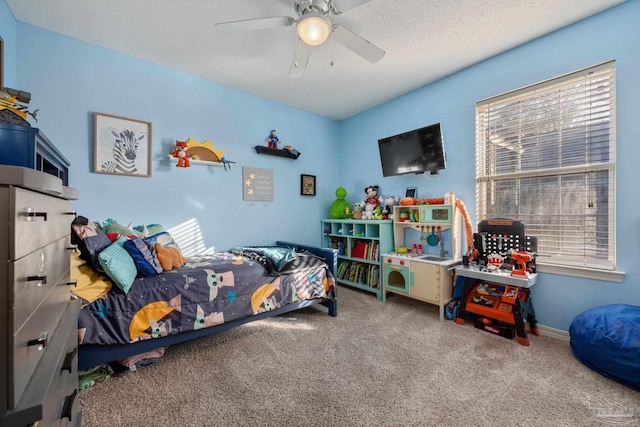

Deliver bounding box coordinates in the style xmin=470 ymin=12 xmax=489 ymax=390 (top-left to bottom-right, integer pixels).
xmin=405 ymin=187 xmax=417 ymax=198
xmin=94 ymin=112 xmax=152 ymax=177
xmin=301 ymin=174 xmax=316 ymax=196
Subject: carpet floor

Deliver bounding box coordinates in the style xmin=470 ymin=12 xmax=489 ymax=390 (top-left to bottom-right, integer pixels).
xmin=79 ymin=285 xmax=640 ymax=426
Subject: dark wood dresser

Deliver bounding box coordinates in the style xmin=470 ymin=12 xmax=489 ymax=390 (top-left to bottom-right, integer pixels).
xmin=0 ymin=165 xmax=81 ymax=426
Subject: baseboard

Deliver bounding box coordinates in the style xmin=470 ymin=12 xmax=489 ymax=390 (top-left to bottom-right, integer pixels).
xmin=536 ymin=324 xmax=570 ymax=342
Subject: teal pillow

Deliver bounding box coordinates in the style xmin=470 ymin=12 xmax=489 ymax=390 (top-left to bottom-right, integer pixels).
xmin=229 ymin=246 xmax=297 ymax=272
xmin=133 ymin=223 xmax=165 ymax=237
xmin=99 ymin=237 xmax=138 ymax=293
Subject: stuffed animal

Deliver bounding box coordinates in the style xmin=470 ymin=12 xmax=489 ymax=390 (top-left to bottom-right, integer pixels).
xmin=169 ymin=140 xmax=191 ymax=168
xmin=381 ymin=196 xmax=398 ymax=220
xmin=364 ymin=186 xmax=380 ymax=209
xmin=362 ymin=185 xmax=382 ymax=220
xmin=330 ymin=187 xmax=351 ymax=219
xmin=362 ymin=203 xmax=375 ymax=220
xmin=155 ymin=243 xmax=187 ymax=271
xmin=352 ymin=201 xmax=365 ymax=219
xmin=372 ymin=206 xmax=383 ymax=220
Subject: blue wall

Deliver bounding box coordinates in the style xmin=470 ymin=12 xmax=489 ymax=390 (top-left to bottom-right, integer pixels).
xmin=339 ymin=0 xmax=640 ymax=331
xmin=2 ymin=0 xmax=639 ymax=331
xmin=1 ymin=10 xmax=340 ymax=253
xmin=0 ymin=0 xmax=16 ymax=86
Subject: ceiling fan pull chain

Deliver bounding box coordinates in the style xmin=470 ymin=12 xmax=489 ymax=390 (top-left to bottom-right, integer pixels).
xmin=330 ymin=33 xmax=335 ymax=66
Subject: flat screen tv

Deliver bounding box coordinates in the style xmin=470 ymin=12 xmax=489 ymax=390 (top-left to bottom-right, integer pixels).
xmin=378 ymin=122 xmax=446 ymax=177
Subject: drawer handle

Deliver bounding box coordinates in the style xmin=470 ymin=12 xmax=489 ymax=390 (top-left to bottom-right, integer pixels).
xmin=61 ymin=347 xmax=78 ymax=373
xmin=27 ymin=332 xmax=48 ymax=350
xmin=26 ymin=209 xmax=48 ymax=221
xmin=27 ymin=274 xmax=47 ymax=285
xmin=67 ymin=245 xmax=78 ymax=251
xmin=67 ymin=281 xmax=78 ymax=287
xmin=61 ymin=389 xmax=78 ymax=421
xmin=64 ymin=211 xmax=78 ymax=216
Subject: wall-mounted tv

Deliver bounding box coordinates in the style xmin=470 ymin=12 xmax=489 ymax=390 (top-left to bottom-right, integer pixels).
xmin=378 ymin=122 xmax=446 ymax=177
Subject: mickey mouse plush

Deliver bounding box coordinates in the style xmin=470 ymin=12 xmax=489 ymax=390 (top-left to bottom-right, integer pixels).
xmin=364 ymin=185 xmax=380 ymax=209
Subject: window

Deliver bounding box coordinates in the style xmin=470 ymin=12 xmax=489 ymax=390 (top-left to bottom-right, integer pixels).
xmin=476 ymin=61 xmax=616 ymax=273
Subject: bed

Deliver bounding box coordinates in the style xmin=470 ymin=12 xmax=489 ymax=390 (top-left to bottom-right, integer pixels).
xmin=75 ymin=240 xmax=337 ymax=371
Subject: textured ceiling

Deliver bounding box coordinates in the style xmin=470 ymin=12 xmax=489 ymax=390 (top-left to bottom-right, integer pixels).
xmin=6 ymin=0 xmax=626 ymax=120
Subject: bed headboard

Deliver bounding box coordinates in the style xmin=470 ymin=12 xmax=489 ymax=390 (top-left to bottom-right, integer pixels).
xmin=276 ymin=241 xmax=338 ymax=278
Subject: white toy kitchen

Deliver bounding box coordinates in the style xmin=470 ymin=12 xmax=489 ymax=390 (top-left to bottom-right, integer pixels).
xmin=382 ymin=204 xmax=461 ymax=321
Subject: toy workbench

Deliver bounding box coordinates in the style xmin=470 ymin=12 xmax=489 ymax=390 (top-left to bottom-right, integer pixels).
xmin=453 ymin=266 xmax=538 ymax=346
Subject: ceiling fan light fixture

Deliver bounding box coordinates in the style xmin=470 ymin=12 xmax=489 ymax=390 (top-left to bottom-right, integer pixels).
xmin=296 ymin=13 xmax=332 ymax=46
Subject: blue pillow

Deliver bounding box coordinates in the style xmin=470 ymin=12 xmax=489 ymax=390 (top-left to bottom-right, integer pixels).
xmin=145 ymin=231 xmax=181 ymax=251
xmin=99 ymin=237 xmax=138 ymax=293
xmin=123 ymin=237 xmax=162 ymax=277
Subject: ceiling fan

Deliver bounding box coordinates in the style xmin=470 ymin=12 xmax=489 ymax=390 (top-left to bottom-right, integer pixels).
xmin=214 ymin=0 xmax=385 ymax=77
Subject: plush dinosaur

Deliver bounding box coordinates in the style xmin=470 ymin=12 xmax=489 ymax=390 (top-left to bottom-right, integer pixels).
xmin=154 ymin=243 xmax=187 ymax=271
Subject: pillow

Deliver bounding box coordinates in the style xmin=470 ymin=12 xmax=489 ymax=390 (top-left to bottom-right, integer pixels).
xmin=99 ymin=237 xmax=138 ymax=293
xmin=133 ymin=223 xmax=165 ymax=237
xmin=102 ymin=219 xmax=144 ymax=238
xmin=145 ymin=231 xmax=182 ymax=251
xmin=71 ymin=216 xmax=112 ymax=271
xmin=123 ymin=237 xmax=163 ymax=277
xmin=229 ymin=246 xmax=297 ymax=273
xmin=155 ymin=243 xmax=187 ymax=271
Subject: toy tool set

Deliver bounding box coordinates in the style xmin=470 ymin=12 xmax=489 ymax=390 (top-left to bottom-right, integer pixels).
xmin=465 ymin=219 xmax=538 ymax=277
xmin=454 ymin=218 xmax=539 ymax=346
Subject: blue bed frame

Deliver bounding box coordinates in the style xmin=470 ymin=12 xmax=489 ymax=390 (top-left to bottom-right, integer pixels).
xmin=77 ymin=241 xmax=338 ymax=371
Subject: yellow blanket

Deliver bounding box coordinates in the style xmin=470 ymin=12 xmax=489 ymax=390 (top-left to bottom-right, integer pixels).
xmin=70 ymin=252 xmax=112 ymax=306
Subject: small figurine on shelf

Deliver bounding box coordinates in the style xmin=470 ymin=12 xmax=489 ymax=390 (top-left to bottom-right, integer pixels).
xmin=220 ymin=157 xmax=236 ymax=171
xmin=169 ymin=140 xmax=191 ymax=168
xmin=344 ymin=206 xmax=351 ymax=219
xmin=267 ymin=130 xmax=280 ymax=149
xmin=352 ymin=201 xmax=364 ymax=219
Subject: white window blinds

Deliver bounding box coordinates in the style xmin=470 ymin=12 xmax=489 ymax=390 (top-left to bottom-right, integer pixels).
xmin=475 ymin=61 xmax=616 ymax=270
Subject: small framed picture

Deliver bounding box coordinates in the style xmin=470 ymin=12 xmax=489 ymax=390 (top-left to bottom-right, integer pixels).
xmin=406 ymin=187 xmax=417 ymax=198
xmin=94 ymin=112 xmax=152 ymax=177
xmin=301 ymin=174 xmax=316 ymax=196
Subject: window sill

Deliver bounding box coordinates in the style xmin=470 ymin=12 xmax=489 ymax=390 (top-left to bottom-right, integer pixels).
xmin=536 ymin=263 xmax=625 ymax=283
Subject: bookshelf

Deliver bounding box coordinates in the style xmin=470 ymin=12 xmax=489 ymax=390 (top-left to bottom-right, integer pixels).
xmin=321 ymin=219 xmax=393 ymax=300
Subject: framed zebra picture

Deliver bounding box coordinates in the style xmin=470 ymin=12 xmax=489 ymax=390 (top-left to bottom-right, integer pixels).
xmin=94 ymin=112 xmax=152 ymax=177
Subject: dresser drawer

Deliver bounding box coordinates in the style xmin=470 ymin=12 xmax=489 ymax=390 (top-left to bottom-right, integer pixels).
xmin=40 ymin=305 xmax=80 ymax=427
xmin=3 ymin=301 xmax=80 ymax=426
xmin=10 ymin=236 xmax=71 ymax=333
xmin=10 ymin=186 xmax=75 ymax=260
xmin=11 ymin=280 xmax=71 ymax=407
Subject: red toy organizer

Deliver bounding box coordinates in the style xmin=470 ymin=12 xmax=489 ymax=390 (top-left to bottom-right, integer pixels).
xmin=461 ymin=281 xmax=538 ymax=345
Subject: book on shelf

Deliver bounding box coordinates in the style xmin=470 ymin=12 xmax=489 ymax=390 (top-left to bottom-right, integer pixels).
xmin=351 ymin=241 xmax=367 ymax=259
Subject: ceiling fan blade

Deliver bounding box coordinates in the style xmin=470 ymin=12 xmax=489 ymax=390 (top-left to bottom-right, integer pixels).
xmin=214 ymin=16 xmax=295 ymax=32
xmin=332 ymin=0 xmax=371 ymax=14
xmin=332 ymin=25 xmax=385 ymax=63
xmin=289 ymin=38 xmax=313 ymax=78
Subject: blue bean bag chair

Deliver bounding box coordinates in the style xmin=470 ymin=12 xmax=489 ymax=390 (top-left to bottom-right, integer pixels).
xmin=569 ymin=304 xmax=640 ymax=391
